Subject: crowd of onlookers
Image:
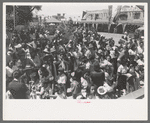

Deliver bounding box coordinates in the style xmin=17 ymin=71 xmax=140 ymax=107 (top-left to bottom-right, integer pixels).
xmin=6 ymin=25 xmax=144 ymax=99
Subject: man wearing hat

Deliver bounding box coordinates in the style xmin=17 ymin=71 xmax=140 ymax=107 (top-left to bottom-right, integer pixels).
xmin=15 ymin=49 xmax=36 ymax=69
xmin=7 ymin=70 xmax=29 ymax=99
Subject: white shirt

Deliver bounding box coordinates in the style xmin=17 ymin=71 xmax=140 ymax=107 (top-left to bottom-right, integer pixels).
xmin=85 ymin=62 xmax=90 ymax=69
xmin=6 ymin=66 xmax=13 ymax=77
xmin=85 ymin=50 xmax=91 ymax=59
xmin=110 ymin=50 xmax=116 ymax=59
xmin=57 ymin=74 xmax=67 ymax=84
xmin=128 ymin=49 xmax=136 ymax=56
xmin=117 ymin=65 xmax=128 ymax=74
xmin=100 ymin=59 xmax=112 ymax=68
xmin=137 ymin=46 xmax=144 ymax=54
xmin=137 ymin=59 xmax=144 ymax=66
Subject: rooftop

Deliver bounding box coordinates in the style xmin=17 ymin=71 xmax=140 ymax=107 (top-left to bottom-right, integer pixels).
xmin=121 ymin=5 xmax=142 ymax=12
xmin=45 ymin=17 xmax=61 ymax=23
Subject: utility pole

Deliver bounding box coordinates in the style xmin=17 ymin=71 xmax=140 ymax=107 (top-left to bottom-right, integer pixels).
xmin=13 ymin=5 xmax=15 ymax=30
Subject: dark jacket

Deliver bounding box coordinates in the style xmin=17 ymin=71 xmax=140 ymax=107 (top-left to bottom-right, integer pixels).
xmin=8 ymin=79 xmax=28 ymax=99
xmin=90 ymin=70 xmax=105 ymax=88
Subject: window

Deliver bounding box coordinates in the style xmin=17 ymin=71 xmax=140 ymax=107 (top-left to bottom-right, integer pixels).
xmin=119 ymin=14 xmax=128 ymax=20
xmin=95 ymin=14 xmax=99 ymax=20
xmin=134 ymin=12 xmax=140 ymax=19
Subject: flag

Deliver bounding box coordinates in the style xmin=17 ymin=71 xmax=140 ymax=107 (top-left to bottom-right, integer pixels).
xmin=82 ymin=11 xmax=87 ymax=18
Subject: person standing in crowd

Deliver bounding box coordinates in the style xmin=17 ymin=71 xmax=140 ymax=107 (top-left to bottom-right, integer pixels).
xmin=6 ymin=70 xmax=30 ymax=99
xmin=6 ymin=23 xmax=144 ymax=99
xmin=90 ymin=62 xmax=105 ymax=89
xmin=56 ymin=67 xmax=67 ymax=97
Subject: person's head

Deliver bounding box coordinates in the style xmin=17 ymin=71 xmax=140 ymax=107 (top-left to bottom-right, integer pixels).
xmin=129 ymin=55 xmax=135 ymax=62
xmin=121 ymin=36 xmax=125 ymax=39
xmin=120 ymin=56 xmax=127 ymax=65
xmin=12 ymin=70 xmax=21 ymax=79
xmin=139 ymin=41 xmax=144 ymax=48
xmin=122 ymin=44 xmax=127 ymax=50
xmin=16 ymin=59 xmax=23 ymax=68
xmin=43 ymin=54 xmax=51 ymax=64
xmin=81 ymin=48 xmax=87 ymax=54
xmin=81 ymin=88 xmax=87 ymax=98
xmin=94 ymin=61 xmax=100 ymax=72
xmin=67 ymin=52 xmax=72 ymax=59
xmin=126 ymin=42 xmax=131 ymax=49
xmin=30 ymin=49 xmax=37 ymax=59
xmin=20 ymin=74 xmax=28 ymax=84
xmin=89 ymin=84 xmax=96 ymax=95
xmin=29 ymin=69 xmax=38 ymax=81
xmin=18 ymin=50 xmax=26 ymax=60
xmin=39 ymin=67 xmax=49 ymax=77
xmin=104 ymin=50 xmax=110 ymax=57
xmin=139 ymin=53 xmax=144 ymax=60
xmin=105 ymin=65 xmax=111 ymax=73
xmin=8 ymin=60 xmax=14 ymax=68
xmin=89 ymin=54 xmax=95 ymax=62
xmin=88 ymin=43 xmax=94 ymax=50
xmin=106 ymin=55 xmax=111 ymax=62
xmin=74 ymin=68 xmax=82 ymax=81
xmin=81 ymin=77 xmax=88 ymax=89
xmin=109 ymin=40 xmax=114 ymax=47
xmin=58 ymin=67 xmax=64 ymax=75
xmin=55 ymin=84 xmax=64 ymax=95
xmin=130 ymin=43 xmax=137 ymax=51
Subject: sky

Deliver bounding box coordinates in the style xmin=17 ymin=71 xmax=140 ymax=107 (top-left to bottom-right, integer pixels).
xmin=34 ymin=3 xmax=138 ymax=20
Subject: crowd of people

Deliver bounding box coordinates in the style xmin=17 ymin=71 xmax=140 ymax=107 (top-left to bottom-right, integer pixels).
xmin=5 ymin=25 xmax=144 ymax=99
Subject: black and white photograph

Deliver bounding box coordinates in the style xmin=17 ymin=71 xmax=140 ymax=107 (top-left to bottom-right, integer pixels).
xmin=3 ymin=2 xmax=148 ymax=120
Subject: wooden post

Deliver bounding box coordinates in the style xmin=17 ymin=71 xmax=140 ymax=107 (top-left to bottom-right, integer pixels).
xmin=13 ymin=5 xmax=15 ymax=29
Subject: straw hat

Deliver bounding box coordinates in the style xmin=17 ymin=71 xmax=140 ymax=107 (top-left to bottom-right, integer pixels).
xmin=43 ymin=48 xmax=50 ymax=54
xmin=97 ymin=86 xmax=107 ymax=95
xmin=50 ymin=47 xmax=56 ymax=53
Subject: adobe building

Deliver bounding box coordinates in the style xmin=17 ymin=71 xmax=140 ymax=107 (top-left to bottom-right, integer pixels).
xmin=81 ymin=5 xmax=144 ymax=34
xmin=81 ymin=9 xmax=111 ymax=32
xmin=111 ymin=5 xmax=144 ymax=34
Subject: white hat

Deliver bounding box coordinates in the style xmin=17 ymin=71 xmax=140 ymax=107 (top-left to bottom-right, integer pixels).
xmin=26 ymin=43 xmax=33 ymax=48
xmin=14 ymin=44 xmax=22 ymax=49
xmin=7 ymin=51 xmax=13 ymax=56
xmin=97 ymin=86 xmax=107 ymax=95
xmin=43 ymin=48 xmax=50 ymax=53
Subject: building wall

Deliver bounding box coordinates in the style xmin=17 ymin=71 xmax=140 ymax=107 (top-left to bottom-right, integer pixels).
xmin=117 ymin=11 xmax=144 ymax=24
xmin=82 ymin=9 xmax=109 ymax=23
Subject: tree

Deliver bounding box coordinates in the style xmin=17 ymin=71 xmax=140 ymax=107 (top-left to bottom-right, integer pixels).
xmin=6 ymin=6 xmax=13 ymax=15
xmin=56 ymin=18 xmax=76 ymax=44
xmin=6 ymin=5 xmax=42 ymax=26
